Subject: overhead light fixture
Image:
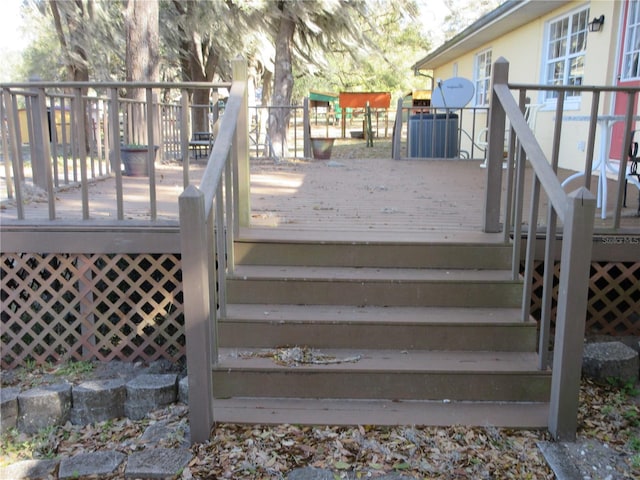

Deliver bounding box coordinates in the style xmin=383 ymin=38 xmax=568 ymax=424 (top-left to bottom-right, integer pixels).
xmin=588 ymin=15 xmax=605 ymax=32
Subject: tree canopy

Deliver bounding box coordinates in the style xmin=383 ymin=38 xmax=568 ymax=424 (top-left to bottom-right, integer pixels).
xmin=11 ymin=0 xmax=502 ymax=125
xmin=15 ymin=0 xmax=434 ymax=95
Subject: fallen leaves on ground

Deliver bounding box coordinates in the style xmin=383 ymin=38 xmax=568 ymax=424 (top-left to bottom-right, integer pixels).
xmin=2 ymin=376 xmax=639 ymax=479
xmin=190 ymin=423 xmax=553 ymax=479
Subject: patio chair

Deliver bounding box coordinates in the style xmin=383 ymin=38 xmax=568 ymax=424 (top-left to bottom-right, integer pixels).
xmin=477 ymin=103 xmax=542 ymax=168
xmin=624 ymin=132 xmax=640 ymax=214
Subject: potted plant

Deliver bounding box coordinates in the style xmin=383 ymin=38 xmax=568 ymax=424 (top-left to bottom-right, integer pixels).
xmin=118 ymin=145 xmax=159 ymax=176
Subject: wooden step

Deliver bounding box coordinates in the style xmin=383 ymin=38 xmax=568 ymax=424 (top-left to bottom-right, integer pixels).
xmin=235 ymin=227 xmax=511 ymax=267
xmin=220 ymin=304 xmax=537 ymax=351
xmin=216 ymin=232 xmax=546 ymax=427
xmin=234 ymin=237 xmax=512 ymax=269
xmin=212 ymin=397 xmax=550 ymax=428
xmin=213 ymin=348 xmax=550 ymax=402
xmin=226 ymin=265 xmax=522 ymax=308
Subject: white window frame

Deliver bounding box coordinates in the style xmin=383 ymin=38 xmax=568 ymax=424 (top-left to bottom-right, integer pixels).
xmin=621 ymin=0 xmax=640 ymax=81
xmin=541 ymin=6 xmax=590 ymax=108
xmin=474 ymin=48 xmax=492 ymax=107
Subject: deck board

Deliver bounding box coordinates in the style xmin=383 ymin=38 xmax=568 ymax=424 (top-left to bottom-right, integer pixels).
xmin=2 ymin=150 xmax=639 ymax=232
xmin=212 ymin=397 xmax=550 ymax=428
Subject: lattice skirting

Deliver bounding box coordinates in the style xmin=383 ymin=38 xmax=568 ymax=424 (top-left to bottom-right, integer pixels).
xmin=2 ymin=253 xmax=638 ymax=369
xmin=528 ymin=261 xmax=640 ymax=336
xmin=1 ymin=253 xmax=184 ymax=369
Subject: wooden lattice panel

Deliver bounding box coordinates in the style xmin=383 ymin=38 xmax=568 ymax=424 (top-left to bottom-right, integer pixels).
xmin=528 ymin=261 xmax=640 ymax=336
xmin=1 ymin=253 xmax=184 ymax=369
xmin=2 ymin=252 xmax=638 ymax=369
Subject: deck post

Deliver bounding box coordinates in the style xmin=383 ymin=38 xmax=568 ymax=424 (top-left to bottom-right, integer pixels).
xmin=232 ymin=58 xmax=250 ymax=228
xmin=303 ymin=97 xmax=311 ymax=158
xmin=392 ymin=98 xmax=403 ymax=160
xmin=73 ymin=88 xmax=90 ymax=220
xmin=3 ymin=90 xmax=25 ymax=219
xmin=29 ymin=86 xmax=49 ymax=192
xmin=179 ymin=185 xmax=214 ymax=444
xmin=548 ymin=187 xmax=595 ymax=441
xmin=37 ymin=89 xmax=55 ymax=220
xmin=146 ymin=89 xmax=157 ymax=221
xmin=0 ymin=95 xmax=14 ymax=199
xmin=180 ymin=90 xmax=191 ymax=188
xmin=483 ymin=58 xmax=508 ymax=233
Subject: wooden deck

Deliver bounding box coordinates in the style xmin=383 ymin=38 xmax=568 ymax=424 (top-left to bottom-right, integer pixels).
xmin=1 ymin=139 xmax=639 ymax=232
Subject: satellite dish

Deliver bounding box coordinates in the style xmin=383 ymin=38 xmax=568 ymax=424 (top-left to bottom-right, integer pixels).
xmin=430 ymin=77 xmax=475 ymax=109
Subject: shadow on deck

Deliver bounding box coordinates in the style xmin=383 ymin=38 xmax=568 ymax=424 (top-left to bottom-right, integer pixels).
xmin=1 ymin=139 xmax=639 ymax=233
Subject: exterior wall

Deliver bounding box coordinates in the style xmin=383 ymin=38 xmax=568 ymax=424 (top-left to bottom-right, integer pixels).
xmin=428 ymin=1 xmax=630 ymax=171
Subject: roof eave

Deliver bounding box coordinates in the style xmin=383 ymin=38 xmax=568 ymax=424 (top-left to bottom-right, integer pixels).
xmin=413 ymin=0 xmax=571 ymax=73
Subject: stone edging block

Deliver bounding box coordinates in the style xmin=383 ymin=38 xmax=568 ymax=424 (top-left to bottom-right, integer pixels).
xmin=70 ymin=378 xmax=126 ymax=425
xmin=1 ymin=386 xmax=20 ymax=433
xmin=582 ymin=341 xmax=639 ymax=384
xmin=125 ymin=373 xmax=178 ymax=420
xmin=17 ymin=383 xmax=71 ymax=434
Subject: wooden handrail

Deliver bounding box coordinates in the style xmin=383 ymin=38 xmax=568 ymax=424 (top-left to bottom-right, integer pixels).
xmin=492 ymin=84 xmax=567 ymax=223
xmin=177 ymin=58 xmax=249 ymax=445
xmin=198 ymin=79 xmax=244 ymax=218
xmin=1 ymin=81 xmax=231 ymax=89
xmin=486 ymin=57 xmax=597 ymax=442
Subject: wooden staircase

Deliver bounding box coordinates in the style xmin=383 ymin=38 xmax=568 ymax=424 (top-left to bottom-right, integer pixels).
xmin=212 ymin=229 xmax=550 ymax=427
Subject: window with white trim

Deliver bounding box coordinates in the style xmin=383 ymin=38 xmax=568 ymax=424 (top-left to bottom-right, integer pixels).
xmin=621 ymin=0 xmax=640 ymax=80
xmin=543 ymin=7 xmax=589 ymax=99
xmin=474 ymin=49 xmax=492 ymax=106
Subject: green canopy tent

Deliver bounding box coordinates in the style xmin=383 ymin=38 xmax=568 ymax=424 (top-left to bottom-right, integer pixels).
xmin=309 ymin=91 xmax=339 ymax=126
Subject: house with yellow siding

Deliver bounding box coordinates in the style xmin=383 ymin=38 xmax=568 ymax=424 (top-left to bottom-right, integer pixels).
xmin=413 ymin=0 xmax=639 ymax=172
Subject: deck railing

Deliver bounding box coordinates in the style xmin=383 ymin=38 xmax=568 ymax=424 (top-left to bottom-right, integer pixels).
xmin=484 ymin=57 xmax=599 ymax=441
xmin=1 ymin=79 xmax=231 ymax=220
xmin=178 ymin=59 xmax=249 ymax=443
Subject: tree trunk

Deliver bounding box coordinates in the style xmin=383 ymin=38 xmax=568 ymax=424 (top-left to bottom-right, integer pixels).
xmin=260 ymin=69 xmax=273 ymax=156
xmin=124 ymin=0 xmax=159 ymax=144
xmin=268 ymin=6 xmax=295 ymax=160
xmin=49 ymin=0 xmax=91 ymax=152
xmin=173 ymin=0 xmax=221 ymax=135
xmin=187 ymin=31 xmax=219 ymax=133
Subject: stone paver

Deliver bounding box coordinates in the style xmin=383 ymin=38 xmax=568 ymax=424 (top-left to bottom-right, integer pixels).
xmin=537 ymin=441 xmax=582 ymax=480
xmin=141 ymin=418 xmax=190 ymax=448
xmin=125 ymin=448 xmax=192 ymax=479
xmin=0 ymin=458 xmax=59 ymax=480
xmin=58 ymin=451 xmax=126 ymax=479
xmin=287 ymin=467 xmax=335 ymax=480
